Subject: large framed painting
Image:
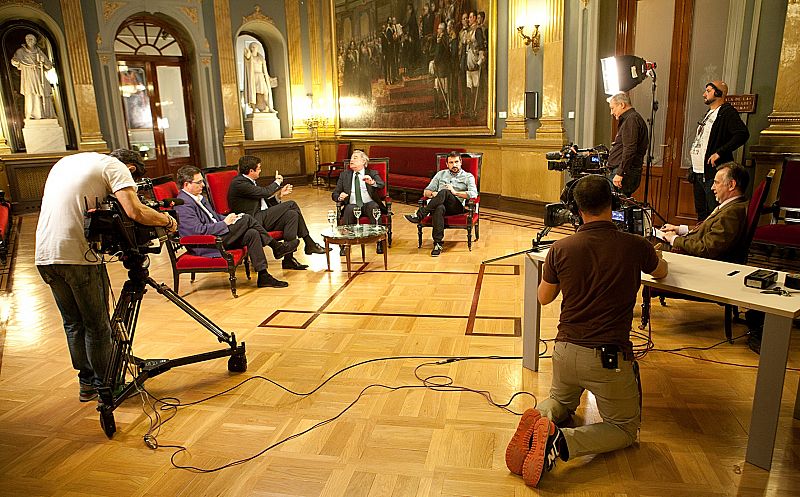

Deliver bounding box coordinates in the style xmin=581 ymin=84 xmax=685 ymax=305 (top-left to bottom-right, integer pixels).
xmin=331 ymin=0 xmax=495 ymax=136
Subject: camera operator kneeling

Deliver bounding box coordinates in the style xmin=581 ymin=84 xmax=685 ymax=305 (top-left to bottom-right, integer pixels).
xmin=505 ymin=174 xmax=668 ymax=488
xmin=35 ymin=150 xmax=177 ymax=404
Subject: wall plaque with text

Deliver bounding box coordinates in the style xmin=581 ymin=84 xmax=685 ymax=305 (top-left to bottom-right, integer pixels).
xmin=726 ymin=94 xmax=757 ymax=113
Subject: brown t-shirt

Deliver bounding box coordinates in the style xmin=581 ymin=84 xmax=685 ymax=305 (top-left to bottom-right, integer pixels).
xmin=543 ymin=220 xmax=659 ymax=355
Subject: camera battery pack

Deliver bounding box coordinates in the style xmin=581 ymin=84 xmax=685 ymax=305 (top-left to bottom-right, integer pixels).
xmin=744 ymin=269 xmax=778 ymax=289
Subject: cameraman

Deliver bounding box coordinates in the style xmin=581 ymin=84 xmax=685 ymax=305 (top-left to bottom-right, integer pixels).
xmin=35 ymin=150 xmax=177 ymax=403
xmin=607 ymin=92 xmax=648 ymax=197
xmin=505 ymin=175 xmax=667 ymax=488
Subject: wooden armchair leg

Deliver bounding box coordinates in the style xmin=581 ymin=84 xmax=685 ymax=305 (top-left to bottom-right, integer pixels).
xmin=466 ymin=227 xmax=473 ymax=251
xmin=229 ymin=272 xmax=238 ymax=298
xmin=174 ymin=273 xmax=180 ymax=293
xmin=417 ymin=225 xmax=423 ymax=248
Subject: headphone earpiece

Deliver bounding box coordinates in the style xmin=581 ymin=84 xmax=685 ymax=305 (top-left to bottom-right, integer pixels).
xmin=713 ymin=88 xmax=722 ymax=98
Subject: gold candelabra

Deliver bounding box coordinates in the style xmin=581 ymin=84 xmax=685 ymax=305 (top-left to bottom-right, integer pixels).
xmin=304 ymin=115 xmax=328 ymax=172
xmin=517 ymin=25 xmax=541 ymax=55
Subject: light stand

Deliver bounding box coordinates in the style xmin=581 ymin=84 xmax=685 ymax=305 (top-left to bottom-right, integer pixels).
xmin=96 ymin=252 xmax=247 ymax=438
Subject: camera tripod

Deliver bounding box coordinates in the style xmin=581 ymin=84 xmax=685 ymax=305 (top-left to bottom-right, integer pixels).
xmin=482 ymin=226 xmax=555 ymax=265
xmin=97 ymin=252 xmax=247 ymax=438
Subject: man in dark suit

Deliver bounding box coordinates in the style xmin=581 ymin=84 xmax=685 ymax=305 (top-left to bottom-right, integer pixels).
xmin=174 ymin=165 xmax=298 ymax=288
xmin=228 ymin=155 xmax=327 ymax=271
xmin=331 ymin=149 xmax=387 ymax=253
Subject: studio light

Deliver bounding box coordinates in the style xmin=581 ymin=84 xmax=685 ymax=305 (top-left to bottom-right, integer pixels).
xmin=600 ymin=55 xmax=656 ymax=94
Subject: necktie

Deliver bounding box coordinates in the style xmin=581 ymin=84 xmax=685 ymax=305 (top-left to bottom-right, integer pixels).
xmin=354 ymin=172 xmax=363 ymax=207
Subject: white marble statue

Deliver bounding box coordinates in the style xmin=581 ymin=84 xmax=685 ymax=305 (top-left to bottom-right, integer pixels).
xmin=243 ymin=42 xmax=277 ymax=114
xmin=11 ymin=33 xmax=55 ymax=120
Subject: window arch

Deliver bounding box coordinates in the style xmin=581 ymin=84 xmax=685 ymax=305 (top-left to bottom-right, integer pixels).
xmin=115 ymin=18 xmax=183 ymax=56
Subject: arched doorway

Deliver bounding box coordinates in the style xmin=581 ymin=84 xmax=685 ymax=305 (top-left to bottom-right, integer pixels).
xmin=114 ymin=16 xmax=197 ymax=179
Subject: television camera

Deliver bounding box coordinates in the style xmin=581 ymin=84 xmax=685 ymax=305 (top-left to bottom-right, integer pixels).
xmin=83 ymin=178 xmax=180 ymax=257
xmin=546 ymin=144 xmax=610 ymax=177
xmin=82 ymin=178 xmax=247 ymax=440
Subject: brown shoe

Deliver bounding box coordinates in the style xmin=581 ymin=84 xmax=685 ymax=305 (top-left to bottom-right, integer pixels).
xmin=505 ymin=408 xmax=542 ymax=474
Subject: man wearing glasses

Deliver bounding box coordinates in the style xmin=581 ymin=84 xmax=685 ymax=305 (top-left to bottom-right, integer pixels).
xmin=174 ymin=166 xmax=298 ymax=288
xmin=688 ymin=80 xmax=749 ymax=221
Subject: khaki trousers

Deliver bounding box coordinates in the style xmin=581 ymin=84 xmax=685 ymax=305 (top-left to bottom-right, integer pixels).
xmin=537 ymin=341 xmax=641 ymax=458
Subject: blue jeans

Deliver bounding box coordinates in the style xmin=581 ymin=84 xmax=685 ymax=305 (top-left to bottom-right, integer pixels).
xmin=37 ymin=264 xmax=111 ymax=388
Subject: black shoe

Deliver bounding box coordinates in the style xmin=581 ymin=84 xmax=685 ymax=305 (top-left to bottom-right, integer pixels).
xmin=282 ymin=256 xmax=308 ymax=270
xmin=304 ymin=241 xmax=329 ymax=255
xmin=271 ymin=239 xmax=300 ymax=259
xmin=257 ymin=271 xmax=289 ymax=288
xmin=340 ymin=246 xmax=350 ymax=257
xmin=376 ymin=241 xmax=384 ymax=254
xmin=405 ymin=214 xmax=420 ymax=224
xmin=431 ymin=242 xmax=443 ymax=257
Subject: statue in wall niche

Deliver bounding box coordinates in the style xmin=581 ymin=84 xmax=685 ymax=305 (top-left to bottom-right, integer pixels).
xmin=243 ymin=42 xmax=277 ymax=114
xmin=11 ymin=33 xmax=56 ymax=120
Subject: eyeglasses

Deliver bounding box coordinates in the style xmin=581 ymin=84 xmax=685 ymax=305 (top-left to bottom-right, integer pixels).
xmin=190 ymin=179 xmax=205 ymax=185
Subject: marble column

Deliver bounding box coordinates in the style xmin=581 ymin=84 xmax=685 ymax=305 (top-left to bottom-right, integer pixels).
xmin=536 ymin=0 xmax=566 ymax=142
xmin=213 ymin=0 xmax=245 ymax=164
xmin=60 ymin=0 xmax=107 ymax=151
xmin=286 ymin=1 xmax=307 ymax=136
xmin=504 ymin=0 xmax=529 ymax=139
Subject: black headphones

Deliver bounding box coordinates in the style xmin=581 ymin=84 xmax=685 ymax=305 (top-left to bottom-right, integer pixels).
xmin=561 ymin=174 xmax=620 ymax=216
xmin=707 ymin=82 xmax=723 ymax=98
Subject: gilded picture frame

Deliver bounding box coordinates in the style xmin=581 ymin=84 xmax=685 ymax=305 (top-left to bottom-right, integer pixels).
xmin=331 ymin=0 xmax=495 ymax=136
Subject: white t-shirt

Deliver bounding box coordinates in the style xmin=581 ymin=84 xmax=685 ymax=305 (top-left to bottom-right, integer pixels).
xmin=690 ymin=107 xmax=720 ymax=173
xmin=35 ymin=152 xmax=137 ymax=265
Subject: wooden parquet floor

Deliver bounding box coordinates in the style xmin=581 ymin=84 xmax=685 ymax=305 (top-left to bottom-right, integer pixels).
xmin=0 ymin=186 xmax=798 ymax=497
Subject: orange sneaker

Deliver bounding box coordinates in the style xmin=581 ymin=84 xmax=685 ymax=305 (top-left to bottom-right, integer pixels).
xmin=505 ymin=408 xmax=541 ymax=474
xmin=522 ymin=417 xmax=564 ymax=487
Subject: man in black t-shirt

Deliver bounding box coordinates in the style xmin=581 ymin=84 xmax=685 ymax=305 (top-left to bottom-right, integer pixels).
xmin=505 ymin=175 xmax=668 ymax=488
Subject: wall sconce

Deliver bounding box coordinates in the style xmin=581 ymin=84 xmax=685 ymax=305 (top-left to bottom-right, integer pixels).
xmin=517 ymin=25 xmax=541 ymax=55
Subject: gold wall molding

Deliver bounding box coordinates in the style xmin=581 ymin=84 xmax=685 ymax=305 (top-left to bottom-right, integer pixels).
xmin=752 ymin=0 xmax=800 ymax=152
xmin=0 ymin=0 xmax=43 ymax=10
xmin=285 ymin=1 xmax=305 ymax=135
xmin=213 ymin=0 xmax=245 ymax=161
xmin=61 ymin=0 xmax=107 ymax=150
xmin=179 ymin=5 xmax=198 ymax=25
xmin=102 ymin=1 xmax=125 ymax=22
xmin=243 ymin=5 xmax=275 ymax=27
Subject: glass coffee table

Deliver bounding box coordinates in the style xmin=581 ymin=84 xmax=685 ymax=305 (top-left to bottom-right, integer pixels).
xmin=321 ymin=224 xmax=388 ymax=277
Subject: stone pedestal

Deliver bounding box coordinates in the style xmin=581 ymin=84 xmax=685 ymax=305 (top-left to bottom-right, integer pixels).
xmin=22 ymin=119 xmax=66 ymax=154
xmin=245 ymin=112 xmax=281 ymax=141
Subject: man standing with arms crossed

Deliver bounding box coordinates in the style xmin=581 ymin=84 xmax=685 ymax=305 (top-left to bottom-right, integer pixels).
xmin=505 ymin=175 xmax=668 ymax=488
xmin=688 ymin=81 xmax=749 ymax=221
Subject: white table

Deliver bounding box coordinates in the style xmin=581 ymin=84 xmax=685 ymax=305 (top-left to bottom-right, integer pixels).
xmin=522 ymin=250 xmax=800 ymax=470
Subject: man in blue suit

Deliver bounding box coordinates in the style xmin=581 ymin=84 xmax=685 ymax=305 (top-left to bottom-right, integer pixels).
xmin=174 ymin=166 xmax=297 ymax=288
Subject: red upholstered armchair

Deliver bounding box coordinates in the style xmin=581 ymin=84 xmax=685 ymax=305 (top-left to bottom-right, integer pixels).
xmin=752 ymin=157 xmax=800 ymax=253
xmin=0 ymin=190 xmax=11 ymax=264
xmin=335 ymin=157 xmax=393 ymax=246
xmin=153 ymin=179 xmax=250 ymax=298
xmin=640 ymin=169 xmax=774 ymax=341
xmin=316 ymin=142 xmax=351 ymax=189
xmin=416 ymin=153 xmax=482 ymax=250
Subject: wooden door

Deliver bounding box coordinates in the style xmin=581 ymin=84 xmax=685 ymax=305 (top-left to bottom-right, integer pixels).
xmin=117 ymin=57 xmax=196 ymax=179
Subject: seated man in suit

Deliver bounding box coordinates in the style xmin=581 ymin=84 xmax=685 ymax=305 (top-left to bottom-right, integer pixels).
xmin=404 ymin=151 xmax=478 ymax=257
xmin=174 ymin=165 xmax=298 ymax=288
xmin=228 ymin=156 xmax=327 ymax=271
xmin=659 ymin=162 xmax=749 ymax=262
xmin=331 ymin=149 xmax=387 ymax=254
